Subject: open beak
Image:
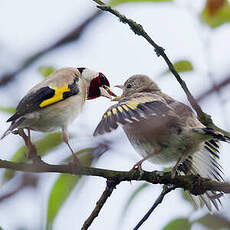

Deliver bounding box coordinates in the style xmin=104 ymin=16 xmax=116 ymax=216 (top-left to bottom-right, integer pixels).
xmin=99 ymin=85 xmax=117 ymax=99
xmin=111 ymin=84 xmax=124 ymax=101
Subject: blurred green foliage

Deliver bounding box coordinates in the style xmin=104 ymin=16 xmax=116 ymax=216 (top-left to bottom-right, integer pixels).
xmin=163 ymin=218 xmax=192 ymax=230
xmin=0 ymin=107 xmax=16 ymax=114
xmin=196 ymin=214 xmax=230 ymax=230
xmin=2 ymin=132 xmax=62 ymax=183
xmin=121 ymin=183 xmax=149 ymax=222
xmin=161 ymin=60 xmax=193 ymax=76
xmin=46 ymin=147 xmax=103 ymax=230
xmin=38 ymin=66 xmax=56 ymax=78
xmin=201 ymin=0 xmax=230 ymax=28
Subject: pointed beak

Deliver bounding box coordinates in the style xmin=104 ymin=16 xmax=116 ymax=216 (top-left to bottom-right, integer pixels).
xmin=99 ymin=85 xmax=117 ymax=99
xmin=111 ymin=84 xmax=124 ymax=101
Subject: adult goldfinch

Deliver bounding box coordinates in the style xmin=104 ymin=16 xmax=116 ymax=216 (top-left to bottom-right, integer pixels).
xmin=1 ymin=67 xmax=116 ymax=161
xmin=94 ymin=74 xmax=229 ymax=211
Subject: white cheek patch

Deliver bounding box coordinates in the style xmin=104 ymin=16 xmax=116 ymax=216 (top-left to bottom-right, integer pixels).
xmin=82 ymin=68 xmax=99 ymax=82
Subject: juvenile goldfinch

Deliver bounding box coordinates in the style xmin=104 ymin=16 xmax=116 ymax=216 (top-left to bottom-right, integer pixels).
xmin=1 ymin=67 xmax=116 ymax=161
xmin=94 ymin=74 xmax=229 ymax=211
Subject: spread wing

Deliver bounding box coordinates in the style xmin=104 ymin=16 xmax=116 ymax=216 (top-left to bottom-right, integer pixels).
xmin=94 ymin=94 xmax=179 ymax=136
xmin=7 ymin=78 xmax=79 ymax=122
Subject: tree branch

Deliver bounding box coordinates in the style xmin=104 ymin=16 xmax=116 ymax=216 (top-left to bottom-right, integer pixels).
xmin=0 ymin=159 xmax=230 ymax=195
xmin=133 ymin=185 xmax=176 ymax=230
xmin=0 ymin=174 xmax=38 ymax=202
xmin=92 ymin=0 xmax=230 ymax=137
xmin=197 ymin=75 xmax=230 ymax=102
xmin=0 ymin=10 xmax=102 ymax=87
xmin=81 ymin=179 xmax=119 ymax=230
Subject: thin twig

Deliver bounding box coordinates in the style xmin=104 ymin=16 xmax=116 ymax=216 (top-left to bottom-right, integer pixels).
xmin=93 ymin=2 xmax=202 ymax=115
xmin=133 ymin=185 xmax=176 ymax=230
xmin=0 ymin=10 xmax=102 ymax=87
xmin=197 ymin=75 xmax=230 ymax=102
xmin=81 ymin=179 xmax=119 ymax=230
xmin=0 ymin=174 xmax=38 ymax=202
xmin=92 ymin=0 xmax=230 ymax=136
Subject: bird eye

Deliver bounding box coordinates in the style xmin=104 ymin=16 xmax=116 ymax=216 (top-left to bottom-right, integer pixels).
xmin=126 ymin=84 xmax=132 ymax=89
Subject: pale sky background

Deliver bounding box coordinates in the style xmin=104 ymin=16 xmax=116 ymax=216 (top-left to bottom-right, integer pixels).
xmin=0 ymin=0 xmax=230 ymax=230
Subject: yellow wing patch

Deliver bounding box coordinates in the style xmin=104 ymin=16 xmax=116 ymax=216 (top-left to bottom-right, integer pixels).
xmin=122 ymin=105 xmax=129 ymax=111
xmin=117 ymin=106 xmax=123 ymax=112
xmin=112 ymin=108 xmax=117 ymax=115
xmin=126 ymin=101 xmax=139 ymax=110
xmin=40 ymin=85 xmax=70 ymax=108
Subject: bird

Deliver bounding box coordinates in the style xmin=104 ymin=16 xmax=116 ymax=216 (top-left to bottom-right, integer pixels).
xmin=94 ymin=74 xmax=229 ymax=211
xmin=1 ymin=67 xmax=116 ymax=162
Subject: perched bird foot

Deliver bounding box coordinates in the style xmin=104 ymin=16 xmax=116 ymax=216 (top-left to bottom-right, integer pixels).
xmin=68 ymin=155 xmax=81 ymax=174
xmin=28 ymin=143 xmax=41 ymax=162
xmin=71 ymin=153 xmax=81 ymax=166
xmin=131 ymin=161 xmax=144 ymax=178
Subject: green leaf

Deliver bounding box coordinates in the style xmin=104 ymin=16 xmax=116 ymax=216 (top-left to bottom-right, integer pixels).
xmin=181 ymin=190 xmax=199 ymax=209
xmin=120 ymin=183 xmax=149 ymax=223
xmin=109 ymin=0 xmax=172 ymax=7
xmin=195 ymin=214 xmax=230 ymax=230
xmin=201 ymin=0 xmax=230 ymax=28
xmin=163 ymin=218 xmax=192 ymax=230
xmin=161 ymin=60 xmax=193 ymax=76
xmin=173 ymin=60 xmax=193 ymax=73
xmin=2 ymin=132 xmax=62 ymax=183
xmin=0 ymin=107 xmax=16 ymax=114
xmin=38 ymin=66 xmax=56 ymax=78
xmin=163 ymin=167 xmax=172 ymax=172
xmin=46 ymin=148 xmax=99 ymax=230
xmin=46 ymin=174 xmax=80 ymax=230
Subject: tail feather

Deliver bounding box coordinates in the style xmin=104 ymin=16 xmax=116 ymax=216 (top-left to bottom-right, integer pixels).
xmin=1 ymin=117 xmax=25 ymax=140
xmin=178 ymin=140 xmax=223 ymax=211
xmin=1 ymin=128 xmax=12 ymax=140
xmin=203 ymin=127 xmax=230 ymax=143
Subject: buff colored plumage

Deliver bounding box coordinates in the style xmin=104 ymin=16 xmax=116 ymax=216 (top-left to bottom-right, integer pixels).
xmin=2 ymin=67 xmax=115 ymax=161
xmin=94 ymin=74 xmax=229 ymax=211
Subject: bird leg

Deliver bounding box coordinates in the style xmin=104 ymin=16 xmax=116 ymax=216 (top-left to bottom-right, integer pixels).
xmin=131 ymin=152 xmax=156 ymax=175
xmin=17 ymin=128 xmax=41 ymax=162
xmin=26 ymin=128 xmax=38 ymax=159
xmin=61 ymin=128 xmax=81 ymax=167
xmin=132 ymin=157 xmax=148 ymax=173
xmin=131 ymin=148 xmax=161 ymax=176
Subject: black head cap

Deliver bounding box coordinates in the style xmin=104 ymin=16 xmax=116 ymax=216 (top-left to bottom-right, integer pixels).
xmin=77 ymin=67 xmax=86 ymax=74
